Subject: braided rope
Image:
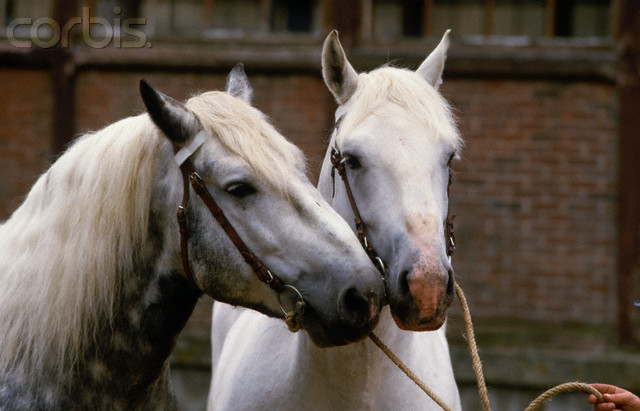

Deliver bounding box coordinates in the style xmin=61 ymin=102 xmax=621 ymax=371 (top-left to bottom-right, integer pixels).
xmin=455 ymin=283 xmax=492 ymax=411
xmin=369 ymin=284 xmax=606 ymax=411
xmin=524 ymin=382 xmax=604 ymax=411
xmin=368 ymin=333 xmax=454 ymax=411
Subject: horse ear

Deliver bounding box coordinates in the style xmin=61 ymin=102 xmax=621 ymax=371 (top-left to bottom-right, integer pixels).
xmin=416 ymin=29 xmax=451 ymax=90
xmin=139 ymin=79 xmax=201 ymax=144
xmin=322 ymin=30 xmax=359 ymax=105
xmin=225 ymin=63 xmax=254 ymax=104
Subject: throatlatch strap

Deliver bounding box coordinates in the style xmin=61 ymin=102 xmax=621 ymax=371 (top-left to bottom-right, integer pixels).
xmin=176 ymin=158 xmax=196 ymax=286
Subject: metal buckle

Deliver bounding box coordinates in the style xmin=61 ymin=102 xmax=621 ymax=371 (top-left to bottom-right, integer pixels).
xmin=263 ymin=269 xmax=274 ymax=284
xmin=189 ymin=171 xmax=203 ymax=185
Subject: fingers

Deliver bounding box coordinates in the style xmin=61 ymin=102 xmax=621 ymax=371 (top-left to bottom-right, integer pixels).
xmin=594 ymin=403 xmax=614 ymax=410
xmin=604 ymin=392 xmax=640 ymax=408
xmin=588 ymin=384 xmax=621 ymax=411
xmin=588 ymin=384 xmax=640 ymax=411
xmin=591 ymin=384 xmax=624 ymax=396
xmin=592 ymin=399 xmax=616 ymax=411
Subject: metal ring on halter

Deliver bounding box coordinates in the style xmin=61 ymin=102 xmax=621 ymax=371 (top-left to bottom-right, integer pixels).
xmin=277 ymin=284 xmax=306 ymax=316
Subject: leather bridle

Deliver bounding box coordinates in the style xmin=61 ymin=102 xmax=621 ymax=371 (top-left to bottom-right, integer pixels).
xmin=330 ymin=147 xmax=387 ymax=276
xmin=329 ymin=146 xmax=456 ymax=277
xmin=176 ymin=157 xmax=285 ymax=293
xmin=173 ymin=134 xmax=304 ymax=317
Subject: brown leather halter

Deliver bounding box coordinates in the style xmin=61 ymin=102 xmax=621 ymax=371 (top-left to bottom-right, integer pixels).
xmin=175 ymin=155 xmax=286 ymax=293
xmin=330 ymin=147 xmax=387 ymax=276
xmin=329 ymin=146 xmax=456 ymax=276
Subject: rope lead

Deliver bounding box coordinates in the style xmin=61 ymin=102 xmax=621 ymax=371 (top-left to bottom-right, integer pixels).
xmin=370 ymin=283 xmax=606 ymax=411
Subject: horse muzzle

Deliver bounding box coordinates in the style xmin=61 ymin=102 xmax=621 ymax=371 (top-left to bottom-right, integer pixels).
xmin=388 ymin=262 xmax=455 ymax=331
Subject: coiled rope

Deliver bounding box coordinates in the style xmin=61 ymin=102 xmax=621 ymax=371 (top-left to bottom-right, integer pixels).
xmin=369 ymin=283 xmax=605 ymax=411
xmin=525 ymin=382 xmax=605 ymax=411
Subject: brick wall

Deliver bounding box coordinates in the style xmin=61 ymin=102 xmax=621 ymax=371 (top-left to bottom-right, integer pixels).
xmin=73 ymin=70 xmax=332 ymax=178
xmin=443 ymin=79 xmax=618 ymax=326
xmin=1 ymin=68 xmax=334 ymax=341
xmin=0 ymin=68 xmax=54 ymax=218
xmin=0 ymin=68 xmax=618 ymax=331
xmin=0 ymin=55 xmax=631 ymax=408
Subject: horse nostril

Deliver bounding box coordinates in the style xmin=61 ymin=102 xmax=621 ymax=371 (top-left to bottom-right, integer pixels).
xmin=399 ymin=269 xmax=410 ymax=296
xmin=338 ymin=287 xmax=372 ymax=326
xmin=446 ymin=269 xmax=455 ymax=297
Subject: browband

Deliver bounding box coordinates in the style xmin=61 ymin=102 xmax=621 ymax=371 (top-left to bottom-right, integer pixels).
xmin=174 ymin=130 xmax=207 ymax=166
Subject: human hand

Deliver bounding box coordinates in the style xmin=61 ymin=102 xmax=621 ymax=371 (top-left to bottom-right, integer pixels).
xmin=588 ymin=383 xmax=640 ymax=411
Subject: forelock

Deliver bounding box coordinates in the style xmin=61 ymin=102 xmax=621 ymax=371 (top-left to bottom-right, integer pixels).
xmin=185 ymin=91 xmax=307 ymax=194
xmin=336 ymin=67 xmax=462 ymax=151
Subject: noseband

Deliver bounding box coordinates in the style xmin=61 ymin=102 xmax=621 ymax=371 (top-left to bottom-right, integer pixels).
xmin=172 ymin=132 xmax=304 ymax=319
xmin=329 ymin=147 xmax=456 ymax=275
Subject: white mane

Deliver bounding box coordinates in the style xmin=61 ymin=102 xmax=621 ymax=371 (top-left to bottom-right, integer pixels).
xmin=0 ymin=114 xmax=162 ymax=379
xmin=336 ymin=67 xmax=462 ymax=151
xmin=0 ymin=89 xmax=304 ymax=380
xmin=186 ymin=91 xmax=306 ymax=194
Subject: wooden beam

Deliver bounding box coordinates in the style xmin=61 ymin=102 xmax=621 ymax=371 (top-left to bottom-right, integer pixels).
xmin=484 ymin=0 xmax=494 ymax=37
xmin=422 ymin=0 xmax=433 ymax=37
xmin=323 ymin=0 xmax=362 ymax=47
xmin=203 ymin=0 xmax=213 ymax=29
xmin=616 ymin=0 xmax=640 ymax=347
xmin=360 ymin=0 xmax=372 ymax=41
xmin=51 ymin=0 xmax=78 ymax=154
xmin=545 ymin=0 xmax=556 ymax=37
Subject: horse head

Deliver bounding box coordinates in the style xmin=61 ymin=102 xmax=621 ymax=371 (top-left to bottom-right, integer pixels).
xmin=319 ymin=31 xmax=461 ymax=331
xmin=140 ymin=65 xmax=384 ymax=347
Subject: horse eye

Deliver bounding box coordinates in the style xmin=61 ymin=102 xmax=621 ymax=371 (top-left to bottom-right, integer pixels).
xmin=226 ymin=183 xmax=257 ymax=198
xmin=342 ymin=155 xmax=361 ymax=170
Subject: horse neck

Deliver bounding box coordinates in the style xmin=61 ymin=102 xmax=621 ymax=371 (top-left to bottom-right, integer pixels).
xmin=292 ymin=308 xmax=409 ymax=399
xmin=80 ymin=142 xmax=203 ymax=404
xmin=3 ymin=141 xmax=201 ymax=409
xmin=69 ymin=142 xmax=202 ymax=407
xmin=84 ymin=266 xmax=201 ymax=408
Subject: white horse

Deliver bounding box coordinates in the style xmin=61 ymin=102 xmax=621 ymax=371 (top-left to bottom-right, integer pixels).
xmin=209 ymin=32 xmax=463 ymax=410
xmin=0 ymin=65 xmax=385 ymax=410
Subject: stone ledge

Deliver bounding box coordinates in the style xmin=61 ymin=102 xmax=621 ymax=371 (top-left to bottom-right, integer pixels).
xmin=447 ymin=316 xmax=640 ymax=391
xmin=451 ymin=345 xmax=640 ymax=392
xmin=173 ymin=322 xmax=640 ymax=394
